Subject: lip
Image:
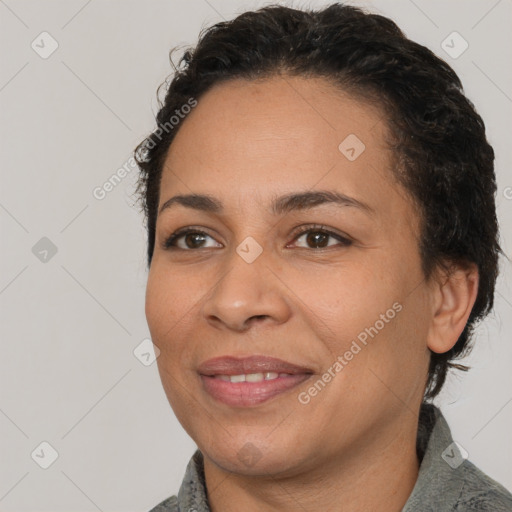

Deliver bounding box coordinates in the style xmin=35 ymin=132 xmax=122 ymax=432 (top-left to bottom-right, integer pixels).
xmin=197 ymin=355 xmax=314 ymax=376
xmin=198 ymin=355 xmax=314 ymax=407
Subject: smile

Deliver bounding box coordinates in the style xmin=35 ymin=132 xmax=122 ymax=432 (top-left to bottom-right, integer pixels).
xmin=212 ymin=372 xmax=287 ymax=382
xmin=200 ymin=372 xmax=312 ymax=407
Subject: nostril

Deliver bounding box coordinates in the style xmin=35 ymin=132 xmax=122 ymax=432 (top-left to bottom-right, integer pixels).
xmin=248 ymin=315 xmax=268 ymax=324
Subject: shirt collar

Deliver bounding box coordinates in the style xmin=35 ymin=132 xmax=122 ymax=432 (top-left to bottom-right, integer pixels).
xmin=402 ymin=403 xmax=466 ymax=511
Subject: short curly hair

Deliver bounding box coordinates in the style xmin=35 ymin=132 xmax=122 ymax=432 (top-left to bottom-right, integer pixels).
xmin=133 ymin=3 xmax=502 ymax=399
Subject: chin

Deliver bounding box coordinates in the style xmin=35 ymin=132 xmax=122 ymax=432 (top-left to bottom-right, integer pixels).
xmin=204 ymin=444 xmax=292 ymax=476
xmin=200 ymin=430 xmax=312 ymax=477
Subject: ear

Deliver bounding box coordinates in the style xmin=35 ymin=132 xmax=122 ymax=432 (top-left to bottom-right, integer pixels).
xmin=426 ymin=262 xmax=479 ymax=354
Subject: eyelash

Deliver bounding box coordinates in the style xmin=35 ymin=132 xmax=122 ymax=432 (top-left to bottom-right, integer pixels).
xmin=162 ymin=224 xmax=353 ymax=251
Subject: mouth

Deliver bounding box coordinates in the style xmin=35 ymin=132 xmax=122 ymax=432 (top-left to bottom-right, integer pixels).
xmin=198 ymin=355 xmax=314 ymax=407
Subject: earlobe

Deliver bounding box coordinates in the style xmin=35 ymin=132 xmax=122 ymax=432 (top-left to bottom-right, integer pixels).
xmin=426 ymin=263 xmax=479 ymax=354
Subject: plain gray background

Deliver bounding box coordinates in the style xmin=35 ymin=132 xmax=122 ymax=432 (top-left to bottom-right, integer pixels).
xmin=0 ymin=0 xmax=511 ymax=510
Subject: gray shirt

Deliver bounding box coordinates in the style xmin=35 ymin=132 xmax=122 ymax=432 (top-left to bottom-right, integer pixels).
xmin=149 ymin=403 xmax=512 ymax=511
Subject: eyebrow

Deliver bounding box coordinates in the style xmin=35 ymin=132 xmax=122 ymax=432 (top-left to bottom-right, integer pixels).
xmin=158 ymin=190 xmax=375 ymax=217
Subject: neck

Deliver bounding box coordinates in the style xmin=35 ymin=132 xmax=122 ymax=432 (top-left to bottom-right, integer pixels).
xmin=203 ymin=413 xmax=420 ymax=512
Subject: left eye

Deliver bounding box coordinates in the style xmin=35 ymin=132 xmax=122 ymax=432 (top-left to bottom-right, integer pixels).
xmin=163 ymin=226 xmax=352 ymax=251
xmin=291 ymin=227 xmax=352 ymax=249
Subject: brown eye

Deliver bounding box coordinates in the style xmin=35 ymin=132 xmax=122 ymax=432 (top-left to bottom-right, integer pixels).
xmin=291 ymin=226 xmax=353 ymax=250
xmin=303 ymin=231 xmax=330 ymax=248
xmin=181 ymin=232 xmax=208 ymax=249
xmin=163 ymin=229 xmax=220 ymax=250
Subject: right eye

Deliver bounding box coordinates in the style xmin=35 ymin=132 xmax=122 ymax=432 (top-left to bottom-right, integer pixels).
xmin=163 ymin=228 xmax=222 ymax=250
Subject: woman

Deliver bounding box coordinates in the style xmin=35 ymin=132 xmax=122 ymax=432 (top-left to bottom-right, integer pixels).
xmin=134 ymin=3 xmax=512 ymax=511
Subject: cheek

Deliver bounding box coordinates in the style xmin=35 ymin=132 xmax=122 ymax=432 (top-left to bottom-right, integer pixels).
xmin=291 ymin=258 xmax=398 ymax=330
xmin=306 ymin=254 xmax=426 ymax=366
xmin=145 ymin=264 xmax=196 ymax=336
xmin=145 ymin=266 xmax=189 ymax=370
xmin=146 ymin=267 xmax=202 ymax=413
xmin=344 ymin=276 xmax=432 ymax=405
xmin=145 ymin=264 xmax=210 ymax=389
xmin=144 ymin=268 xmax=167 ymax=338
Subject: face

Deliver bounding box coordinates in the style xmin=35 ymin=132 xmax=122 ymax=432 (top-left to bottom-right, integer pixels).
xmin=145 ymin=75 xmax=433 ymax=476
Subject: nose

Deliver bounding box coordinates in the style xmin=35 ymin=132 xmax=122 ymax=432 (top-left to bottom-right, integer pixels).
xmin=200 ymin=249 xmax=291 ymax=333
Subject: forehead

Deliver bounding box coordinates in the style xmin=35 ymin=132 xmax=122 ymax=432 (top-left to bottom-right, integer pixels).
xmin=166 ymin=75 xmax=387 ymax=161
xmin=159 ymin=75 xmax=407 ymax=220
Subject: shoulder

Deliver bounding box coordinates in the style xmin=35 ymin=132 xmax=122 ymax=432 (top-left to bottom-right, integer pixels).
xmin=147 ymin=449 xmax=209 ymax=512
xmin=453 ymin=460 xmax=512 ymax=511
xmin=403 ymin=404 xmax=512 ymax=512
xmin=147 ymin=495 xmax=179 ymax=512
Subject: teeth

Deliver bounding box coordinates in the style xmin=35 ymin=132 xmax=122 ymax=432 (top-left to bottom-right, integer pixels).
xmin=246 ymin=373 xmax=264 ymax=382
xmin=214 ymin=372 xmax=282 ymax=382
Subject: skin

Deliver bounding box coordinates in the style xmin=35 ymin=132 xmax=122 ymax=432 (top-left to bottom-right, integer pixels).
xmin=145 ymin=75 xmax=479 ymax=512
